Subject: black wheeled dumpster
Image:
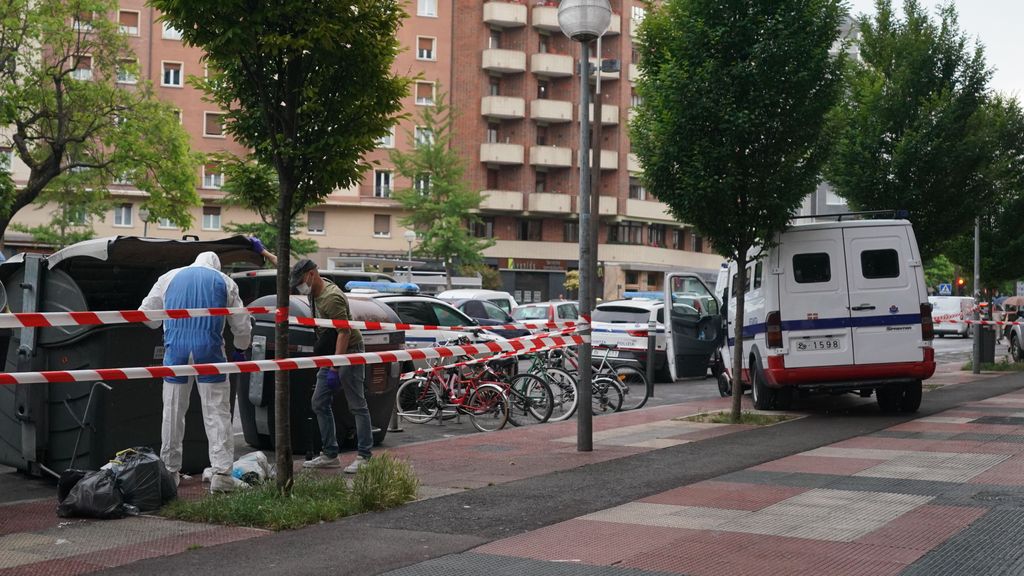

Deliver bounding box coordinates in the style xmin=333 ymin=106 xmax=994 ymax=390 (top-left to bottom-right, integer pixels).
xmin=237 ymin=294 xmax=404 ymax=455
xmin=0 ymin=236 xmax=264 ymax=476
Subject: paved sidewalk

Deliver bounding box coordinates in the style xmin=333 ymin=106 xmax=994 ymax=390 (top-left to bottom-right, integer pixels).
xmin=0 ymin=362 xmax=1010 ymax=576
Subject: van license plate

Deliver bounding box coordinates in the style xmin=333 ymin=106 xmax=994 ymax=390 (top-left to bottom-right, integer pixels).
xmin=797 ymin=338 xmax=841 ymax=351
xmin=600 ymin=349 xmax=619 ymax=358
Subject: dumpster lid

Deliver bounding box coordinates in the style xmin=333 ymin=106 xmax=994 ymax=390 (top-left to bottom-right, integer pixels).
xmin=42 ymin=236 xmax=264 ymax=270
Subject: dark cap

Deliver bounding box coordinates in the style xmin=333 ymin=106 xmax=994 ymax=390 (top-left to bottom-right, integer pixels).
xmin=289 ymin=258 xmax=317 ymax=289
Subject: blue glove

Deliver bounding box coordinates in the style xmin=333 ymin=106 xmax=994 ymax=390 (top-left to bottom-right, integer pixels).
xmin=231 ymin=349 xmax=247 ymax=362
xmin=325 ymin=369 xmax=341 ymax=391
xmin=249 ymin=237 xmax=265 ymax=254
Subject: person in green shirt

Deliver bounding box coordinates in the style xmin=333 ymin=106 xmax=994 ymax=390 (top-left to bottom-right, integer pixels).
xmin=290 ymin=259 xmax=371 ymax=473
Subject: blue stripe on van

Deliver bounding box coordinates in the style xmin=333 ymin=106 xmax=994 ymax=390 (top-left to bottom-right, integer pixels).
xmin=726 ymin=313 xmax=922 ymax=346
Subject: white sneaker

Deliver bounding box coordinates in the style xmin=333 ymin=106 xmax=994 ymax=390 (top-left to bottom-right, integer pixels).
xmin=302 ymin=454 xmax=341 ymax=469
xmin=210 ymin=473 xmax=250 ymax=493
xmin=344 ymin=455 xmax=370 ymax=474
xmin=202 ymin=467 xmax=214 ymax=483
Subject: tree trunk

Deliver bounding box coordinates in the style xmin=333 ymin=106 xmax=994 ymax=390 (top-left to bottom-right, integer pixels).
xmin=0 ymin=185 xmax=45 ymax=248
xmin=444 ymin=260 xmax=453 ymax=290
xmin=274 ymin=176 xmax=294 ymax=495
xmin=731 ymin=253 xmax=749 ymax=423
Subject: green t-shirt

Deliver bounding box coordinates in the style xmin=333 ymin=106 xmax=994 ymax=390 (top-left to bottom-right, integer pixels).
xmin=313 ymin=281 xmax=363 ymax=352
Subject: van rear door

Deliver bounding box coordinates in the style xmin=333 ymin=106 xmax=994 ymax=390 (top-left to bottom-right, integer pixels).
xmin=843 ymin=225 xmax=923 ymax=364
xmin=778 ymin=229 xmax=854 ymax=368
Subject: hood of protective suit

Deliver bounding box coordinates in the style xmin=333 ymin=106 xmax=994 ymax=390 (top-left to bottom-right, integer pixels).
xmin=191 ymin=251 xmax=221 ymax=271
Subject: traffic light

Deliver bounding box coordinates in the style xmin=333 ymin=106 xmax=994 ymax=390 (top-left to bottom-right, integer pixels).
xmin=956 ymin=277 xmax=966 ymax=295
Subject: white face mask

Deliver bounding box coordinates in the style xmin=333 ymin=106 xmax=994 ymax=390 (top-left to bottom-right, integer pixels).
xmin=296 ymin=282 xmax=311 ymax=295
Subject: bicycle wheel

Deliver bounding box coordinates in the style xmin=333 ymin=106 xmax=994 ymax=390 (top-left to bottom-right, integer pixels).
xmin=540 ymin=367 xmax=579 ymax=422
xmin=395 ymin=377 xmax=441 ymax=424
xmin=506 ymin=373 xmax=554 ymax=426
xmin=592 ymin=377 xmax=624 ymax=415
xmin=466 ymin=383 xmax=510 ymax=432
xmin=612 ymin=365 xmax=650 ymax=411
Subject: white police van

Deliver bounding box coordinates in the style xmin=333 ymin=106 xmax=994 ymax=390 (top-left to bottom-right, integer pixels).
xmin=666 ymin=217 xmax=935 ymax=412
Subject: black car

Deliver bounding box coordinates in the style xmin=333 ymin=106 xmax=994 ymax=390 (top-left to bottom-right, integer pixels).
xmin=448 ymin=298 xmax=531 ymax=340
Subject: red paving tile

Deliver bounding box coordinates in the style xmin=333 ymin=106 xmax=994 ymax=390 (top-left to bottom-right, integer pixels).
xmin=968 ymin=454 xmax=1024 ymax=485
xmin=0 ymin=500 xmax=62 ymax=537
xmin=751 ymin=454 xmax=887 ymax=475
xmin=639 ymin=481 xmax=808 ymax=510
xmin=831 ymin=436 xmax=1011 ymax=454
xmin=855 ymin=505 xmax=986 ymax=550
xmin=889 ymin=421 xmax=1011 ymax=434
xmin=0 ymin=557 xmax=106 ymax=576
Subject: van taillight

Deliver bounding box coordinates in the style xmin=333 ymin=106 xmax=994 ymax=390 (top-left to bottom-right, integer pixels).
xmin=766 ymin=311 xmax=783 ymax=348
xmin=921 ymin=303 xmax=934 ymax=340
xmin=627 ymin=329 xmax=649 ymax=337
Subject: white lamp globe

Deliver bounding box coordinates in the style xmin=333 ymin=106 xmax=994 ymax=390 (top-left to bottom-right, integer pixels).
xmin=558 ymin=0 xmax=612 ymax=43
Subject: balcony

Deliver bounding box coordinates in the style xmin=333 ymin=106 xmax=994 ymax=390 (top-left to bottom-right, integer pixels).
xmin=480 ymin=142 xmax=525 ymax=165
xmin=530 ymin=99 xmax=573 ymax=123
xmin=599 ymin=195 xmax=618 ymax=216
xmin=480 ymin=189 xmax=524 ymax=212
xmin=589 ymin=58 xmax=620 ymax=81
xmin=625 ymin=199 xmax=674 ymax=222
xmin=481 ymin=96 xmax=526 ymax=119
xmin=529 ymin=145 xmax=572 ymax=168
xmin=531 ymin=5 xmax=560 ymax=31
xmin=604 ymin=14 xmax=621 ymax=36
xmin=482 ymin=49 xmax=527 ymax=74
xmin=528 ymin=192 xmax=571 ymax=214
xmin=531 ymin=53 xmax=573 ymax=77
xmin=483 ymin=1 xmax=527 ymax=28
xmin=628 ymin=153 xmax=641 ymax=173
xmin=583 ymin=103 xmax=619 ymax=125
xmin=587 ymin=149 xmax=619 ymax=171
xmin=629 ymin=63 xmax=640 ymax=83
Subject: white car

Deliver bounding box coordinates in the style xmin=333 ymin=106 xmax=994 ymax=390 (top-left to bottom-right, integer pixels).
xmin=436 ymin=289 xmax=518 ymax=315
xmin=928 ymin=296 xmax=975 ymax=338
xmin=591 ymin=297 xmax=671 ymax=382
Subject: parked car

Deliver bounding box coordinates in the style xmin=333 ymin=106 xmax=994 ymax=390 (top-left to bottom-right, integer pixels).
xmin=232 ymin=268 xmax=397 ymax=304
xmin=445 ymin=298 xmax=530 ymax=340
xmin=928 ymin=296 xmax=975 ymax=338
xmin=436 ymin=289 xmax=518 ymax=315
xmin=511 ymin=301 xmax=580 ymax=330
xmin=591 ymin=297 xmax=671 ymax=382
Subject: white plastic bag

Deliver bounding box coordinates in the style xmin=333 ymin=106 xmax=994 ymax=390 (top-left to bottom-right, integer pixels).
xmin=231 ymin=451 xmax=275 ymax=485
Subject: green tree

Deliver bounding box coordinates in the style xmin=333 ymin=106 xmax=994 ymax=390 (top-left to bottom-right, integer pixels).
xmin=923 ymin=254 xmax=956 ymax=293
xmin=0 ymin=0 xmax=199 ymax=242
xmin=390 ymin=91 xmax=494 ymax=290
xmin=152 ymin=0 xmax=408 ymax=493
xmin=825 ymin=0 xmax=996 ymax=259
xmin=563 ymin=270 xmax=580 ymax=298
xmin=11 ymin=174 xmax=109 ymax=249
xmin=632 ymin=0 xmax=844 ymax=420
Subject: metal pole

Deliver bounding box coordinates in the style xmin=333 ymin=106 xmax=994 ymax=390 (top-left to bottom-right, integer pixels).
xmin=407 ymin=241 xmax=413 ymax=283
xmin=577 ymin=40 xmax=594 ymax=452
xmin=973 ymin=217 xmax=981 ymax=374
xmin=646 ymin=319 xmax=656 ymax=399
xmin=590 ymin=36 xmax=603 ymax=309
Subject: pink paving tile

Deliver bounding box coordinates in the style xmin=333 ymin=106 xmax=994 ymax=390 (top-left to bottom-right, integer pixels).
xmin=76 ymin=526 xmax=266 ymax=564
xmin=0 ymin=557 xmax=106 ymax=576
xmin=968 ymin=453 xmax=1024 ymax=485
xmin=639 ymin=481 xmax=808 ymax=510
xmin=855 ymin=505 xmax=986 ymax=550
xmin=474 ymin=518 xmax=695 ymax=565
xmin=830 ymin=436 xmax=1006 ymax=454
xmin=888 ymin=421 xmax=1004 ymax=434
xmin=751 ymin=454 xmax=888 ymax=475
xmin=0 ymin=500 xmax=63 ymax=536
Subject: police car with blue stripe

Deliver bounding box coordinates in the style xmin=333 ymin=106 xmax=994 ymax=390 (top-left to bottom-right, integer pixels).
xmin=591 ymin=294 xmax=672 ymax=382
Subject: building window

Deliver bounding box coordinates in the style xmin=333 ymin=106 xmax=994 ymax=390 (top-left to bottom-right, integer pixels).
xmin=118 ymin=10 xmax=140 ymax=35
xmin=158 ymin=217 xmax=175 ymax=229
xmin=631 ymin=90 xmax=643 ymax=108
xmin=416 ymin=36 xmax=436 ymax=60
xmin=564 ymin=221 xmax=579 ymax=243
xmin=374 ymin=170 xmax=392 ymax=198
xmin=489 ymin=77 xmax=501 ymax=96
xmin=535 ymin=172 xmax=547 ymax=193
xmin=414 ymin=126 xmax=434 ymax=147
xmin=373 ymin=214 xmax=391 ymax=237
xmin=202 ymin=206 xmax=221 ymax=230
xmin=537 ymin=79 xmax=549 ymax=100
xmin=648 ymin=224 xmax=666 ymax=248
xmin=307 ymin=211 xmax=325 ymax=234
xmin=631 ymin=5 xmax=646 ymax=23
xmin=517 ymin=219 xmax=541 ymax=241
xmin=202 ymin=164 xmax=223 ymax=189
xmin=628 ymin=177 xmax=646 ymax=200
xmin=162 ymin=21 xmax=182 ymax=40
xmin=825 ymin=187 xmax=846 ymax=206
xmin=377 ymin=126 xmax=395 ymax=148
xmin=536 ymin=125 xmax=548 ymax=146
xmin=611 ymin=221 xmax=643 ymax=244
xmin=172 ymin=109 xmax=182 ymax=124
xmin=73 ymin=11 xmax=93 ymax=30
xmin=414 ymin=174 xmax=431 ymax=195
xmin=488 ymin=30 xmax=502 ymax=49
xmin=417 ymin=0 xmax=437 ymax=17
xmin=672 ymin=229 xmax=685 ymax=250
xmin=415 ymin=82 xmax=435 ymax=106
xmin=162 ymin=62 xmax=183 ymax=87
xmin=71 ymin=55 xmax=92 ymax=81
xmin=203 ymin=112 xmax=225 ymax=137
xmin=692 ymin=233 xmax=704 ymax=253
xmin=486 ymin=124 xmax=499 ymax=143
xmin=113 ymin=203 xmax=133 ymax=227
xmin=116 ymin=59 xmax=137 ymax=84
xmin=471 ymin=217 xmax=494 ymax=239
xmin=486 ymin=169 xmax=499 ymax=190
xmin=538 ymin=34 xmax=550 ymax=54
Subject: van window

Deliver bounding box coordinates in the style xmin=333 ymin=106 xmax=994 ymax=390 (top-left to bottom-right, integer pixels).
xmin=861 ymin=249 xmax=900 ymax=279
xmin=754 ymin=261 xmax=763 ymax=290
xmin=793 ymin=253 xmax=831 ymax=284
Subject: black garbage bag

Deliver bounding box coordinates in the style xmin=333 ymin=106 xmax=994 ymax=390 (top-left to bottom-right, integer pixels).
xmin=57 ymin=469 xmax=134 ymax=519
xmin=114 ymin=447 xmax=176 ymax=512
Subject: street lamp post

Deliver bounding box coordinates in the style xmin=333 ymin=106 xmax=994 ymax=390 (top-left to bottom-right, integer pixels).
xmin=559 ymin=0 xmax=610 ymax=453
xmin=404 ymin=229 xmax=417 ymax=283
xmin=138 ymin=207 xmax=150 ymax=237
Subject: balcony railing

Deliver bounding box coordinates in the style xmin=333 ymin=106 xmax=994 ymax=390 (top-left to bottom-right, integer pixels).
xmin=531 ymin=53 xmax=573 ymax=77
xmin=531 ymin=5 xmax=559 ymax=31
xmin=529 ymin=145 xmax=572 ymax=168
xmin=480 ymin=142 xmax=525 ymax=165
xmin=484 ymin=1 xmax=527 ymax=27
xmin=481 ymin=96 xmax=526 ymax=119
xmin=530 ymin=99 xmax=573 ymax=123
xmin=483 ymin=49 xmax=527 ymax=74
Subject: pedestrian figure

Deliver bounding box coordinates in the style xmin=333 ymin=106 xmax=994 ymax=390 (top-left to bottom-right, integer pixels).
xmin=291 ymin=258 xmax=373 ymax=473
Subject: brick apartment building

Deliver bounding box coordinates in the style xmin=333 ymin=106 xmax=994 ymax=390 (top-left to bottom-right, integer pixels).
xmin=2 ymin=0 xmax=722 ymax=302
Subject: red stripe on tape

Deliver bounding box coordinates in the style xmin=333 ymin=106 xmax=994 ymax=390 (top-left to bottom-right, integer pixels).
xmin=378 ymin=352 xmax=399 ymax=364
xmin=208 ymin=308 xmax=230 ymax=316
xmin=96 ymin=369 xmax=128 ymax=380
xmin=166 ymin=309 xmax=191 ymax=320
xmin=312 ymin=358 xmax=334 ymax=369
xmin=148 ymin=367 xmax=176 ymax=379
xmin=121 ymin=311 xmax=149 ymax=323
xmin=70 ymin=312 xmax=102 ymax=325
xmin=44 ymin=371 xmax=74 ymax=383
xmin=193 ymin=364 xmax=220 ymax=376
xmin=19 ymin=314 xmax=51 ymax=328
xmin=236 ymin=362 xmax=260 ymax=373
xmin=277 ymin=360 xmax=299 ymax=372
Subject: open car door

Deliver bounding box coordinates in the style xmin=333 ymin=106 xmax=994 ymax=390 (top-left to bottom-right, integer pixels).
xmin=663 ymin=273 xmax=725 ymax=379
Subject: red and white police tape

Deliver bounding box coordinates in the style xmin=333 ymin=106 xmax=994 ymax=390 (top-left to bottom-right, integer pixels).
xmin=934 ymin=319 xmax=1023 ymax=326
xmin=0 ymin=332 xmax=587 ymax=386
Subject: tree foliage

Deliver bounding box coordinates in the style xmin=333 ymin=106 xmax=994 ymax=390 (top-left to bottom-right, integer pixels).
xmin=0 ymin=0 xmax=198 ymax=242
xmin=923 ymin=254 xmax=956 ymax=293
xmin=824 ymin=0 xmax=996 ymax=259
xmin=11 ymin=171 xmax=109 ymax=249
xmin=151 ymin=0 xmax=408 ymax=494
xmin=390 ymin=91 xmax=494 ymax=289
xmin=632 ymin=0 xmax=844 ymax=420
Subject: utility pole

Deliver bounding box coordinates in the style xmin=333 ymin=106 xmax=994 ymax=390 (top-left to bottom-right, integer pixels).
xmin=972 ymin=217 xmax=981 ymax=374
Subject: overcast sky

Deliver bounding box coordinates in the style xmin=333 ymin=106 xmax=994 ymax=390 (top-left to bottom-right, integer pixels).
xmin=846 ymin=0 xmax=1023 ymax=100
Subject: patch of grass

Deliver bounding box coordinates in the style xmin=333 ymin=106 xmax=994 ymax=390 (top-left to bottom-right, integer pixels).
xmin=677 ymin=410 xmax=797 ymax=426
xmin=161 ymin=454 xmax=418 ymax=530
xmin=961 ymin=360 xmax=1024 ymax=372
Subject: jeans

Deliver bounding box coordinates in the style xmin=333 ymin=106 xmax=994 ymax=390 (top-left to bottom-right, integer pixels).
xmin=311 ymin=351 xmax=372 ymax=459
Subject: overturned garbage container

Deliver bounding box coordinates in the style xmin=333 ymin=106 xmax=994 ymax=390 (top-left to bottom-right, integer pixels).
xmin=0 ymin=236 xmax=265 ymax=476
xmin=237 ymin=294 xmax=404 ymax=455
